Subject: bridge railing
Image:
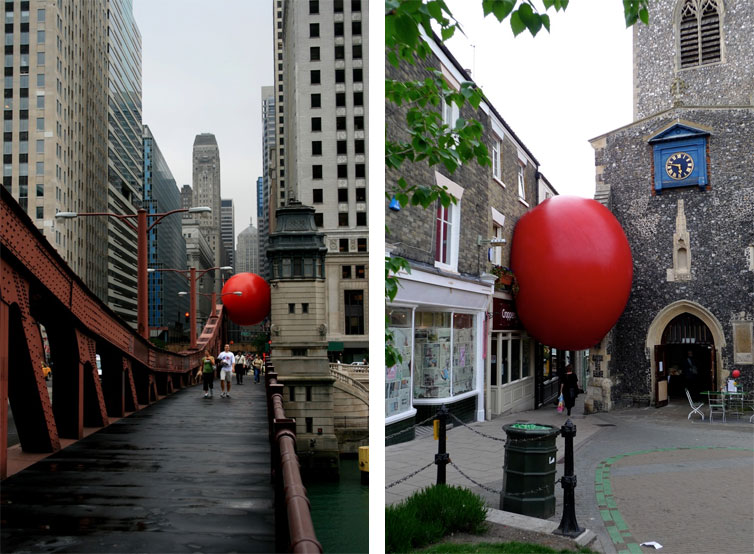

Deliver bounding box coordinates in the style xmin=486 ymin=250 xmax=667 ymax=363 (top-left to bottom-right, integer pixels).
xmin=265 ymin=364 xmax=322 ymax=553
xmin=329 ymin=365 xmax=369 ymax=396
xmin=0 ymin=188 xmax=225 ymax=479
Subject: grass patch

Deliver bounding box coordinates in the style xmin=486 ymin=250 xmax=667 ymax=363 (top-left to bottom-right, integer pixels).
xmin=419 ymin=542 xmax=595 ymax=553
xmin=386 ymin=484 xmax=488 ymax=553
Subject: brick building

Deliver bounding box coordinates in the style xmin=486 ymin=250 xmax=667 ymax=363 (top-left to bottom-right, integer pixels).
xmin=386 ymin=34 xmax=564 ymax=441
xmin=586 ymin=0 xmax=754 ymax=411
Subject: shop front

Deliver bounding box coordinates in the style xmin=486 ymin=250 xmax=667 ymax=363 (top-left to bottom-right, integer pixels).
xmin=386 ymin=268 xmax=491 ymax=442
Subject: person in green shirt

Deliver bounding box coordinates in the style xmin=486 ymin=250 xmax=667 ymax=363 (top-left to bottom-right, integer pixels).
xmin=200 ymin=349 xmax=215 ymax=398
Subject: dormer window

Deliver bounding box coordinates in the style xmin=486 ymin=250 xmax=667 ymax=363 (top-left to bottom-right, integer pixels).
xmin=679 ymin=0 xmax=722 ymax=69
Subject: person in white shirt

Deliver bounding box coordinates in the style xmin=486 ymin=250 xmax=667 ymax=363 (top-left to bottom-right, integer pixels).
xmin=235 ymin=353 xmax=246 ymax=385
xmin=216 ymin=344 xmax=235 ymax=398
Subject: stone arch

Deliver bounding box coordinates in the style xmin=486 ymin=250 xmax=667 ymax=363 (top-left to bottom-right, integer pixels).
xmin=646 ymin=300 xmax=726 ymax=400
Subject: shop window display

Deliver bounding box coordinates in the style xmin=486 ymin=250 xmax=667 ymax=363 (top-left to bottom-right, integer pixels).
xmin=452 ymin=313 xmax=475 ymax=395
xmin=386 ymin=308 xmax=413 ymax=417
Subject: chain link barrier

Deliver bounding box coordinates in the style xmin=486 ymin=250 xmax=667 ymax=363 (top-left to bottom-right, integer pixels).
xmin=385 ymin=460 xmax=435 ymax=490
xmin=384 ymin=413 xmax=438 ymax=442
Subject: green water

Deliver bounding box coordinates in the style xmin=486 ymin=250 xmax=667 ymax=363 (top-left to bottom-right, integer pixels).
xmin=305 ymin=458 xmax=369 ymax=553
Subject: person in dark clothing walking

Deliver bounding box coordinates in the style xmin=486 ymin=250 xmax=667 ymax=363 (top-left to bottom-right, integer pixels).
xmin=560 ymin=364 xmax=579 ymax=416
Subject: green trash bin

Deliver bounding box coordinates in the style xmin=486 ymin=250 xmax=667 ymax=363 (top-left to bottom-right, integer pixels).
xmin=500 ymin=422 xmax=559 ymax=518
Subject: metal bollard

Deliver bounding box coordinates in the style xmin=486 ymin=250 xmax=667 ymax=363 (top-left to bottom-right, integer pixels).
xmin=554 ymin=418 xmax=584 ymax=537
xmin=434 ymin=405 xmax=450 ymax=485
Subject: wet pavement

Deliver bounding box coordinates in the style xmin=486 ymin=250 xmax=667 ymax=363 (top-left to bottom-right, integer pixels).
xmin=386 ymin=396 xmax=754 ymax=554
xmin=1 ymin=380 xmax=274 ymax=553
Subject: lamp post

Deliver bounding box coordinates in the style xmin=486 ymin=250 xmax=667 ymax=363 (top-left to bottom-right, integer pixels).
xmin=149 ymin=266 xmax=233 ymax=348
xmin=56 ymin=206 xmax=211 ymax=340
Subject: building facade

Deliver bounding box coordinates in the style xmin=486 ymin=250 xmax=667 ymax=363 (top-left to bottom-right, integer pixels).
xmin=386 ymin=35 xmax=551 ymax=441
xmin=143 ymin=125 xmax=188 ymax=342
xmin=279 ymin=0 xmax=369 ymax=362
xmin=236 ymin=221 xmax=260 ymax=275
xmin=3 ymin=0 xmax=109 ymax=300
xmin=104 ymin=0 xmax=143 ymax=327
xmin=220 ymin=197 xmax=234 ymax=270
xmin=191 ymin=132 xmax=222 ymax=291
xmin=182 ymin=217 xmax=216 ymax=335
xmin=259 ymin=85 xmax=275 ymax=279
xmin=587 ymin=0 xmax=754 ymax=411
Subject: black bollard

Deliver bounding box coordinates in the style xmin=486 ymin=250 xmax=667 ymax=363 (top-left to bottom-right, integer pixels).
xmin=435 ymin=405 xmax=450 ymax=485
xmin=554 ymin=418 xmax=584 ymax=537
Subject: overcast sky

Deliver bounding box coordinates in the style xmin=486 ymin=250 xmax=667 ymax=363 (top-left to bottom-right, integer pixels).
xmin=444 ymin=0 xmax=635 ymax=198
xmin=133 ymin=0 xmax=272 ymax=239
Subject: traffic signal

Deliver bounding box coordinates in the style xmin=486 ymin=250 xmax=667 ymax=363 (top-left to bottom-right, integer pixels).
xmin=185 ymin=311 xmax=190 ymax=322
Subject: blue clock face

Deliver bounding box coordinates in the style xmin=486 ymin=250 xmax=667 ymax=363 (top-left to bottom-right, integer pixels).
xmin=665 ymin=152 xmax=694 ymax=180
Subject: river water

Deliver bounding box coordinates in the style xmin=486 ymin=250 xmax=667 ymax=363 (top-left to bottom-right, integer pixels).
xmin=305 ymin=457 xmax=369 ymax=553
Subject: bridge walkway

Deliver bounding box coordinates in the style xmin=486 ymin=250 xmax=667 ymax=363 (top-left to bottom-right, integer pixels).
xmin=1 ymin=378 xmax=274 ymax=553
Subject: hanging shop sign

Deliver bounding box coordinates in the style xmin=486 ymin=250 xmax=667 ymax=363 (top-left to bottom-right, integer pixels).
xmin=493 ymin=298 xmax=521 ymax=331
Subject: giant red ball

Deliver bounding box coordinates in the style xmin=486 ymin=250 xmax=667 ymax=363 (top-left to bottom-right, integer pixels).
xmin=221 ymin=273 xmax=271 ymax=326
xmin=732 ymin=369 xmax=741 ymax=379
xmin=511 ymin=196 xmax=633 ymax=350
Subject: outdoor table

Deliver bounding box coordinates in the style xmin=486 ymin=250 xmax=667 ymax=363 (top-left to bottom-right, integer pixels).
xmin=701 ymin=390 xmax=745 ymax=420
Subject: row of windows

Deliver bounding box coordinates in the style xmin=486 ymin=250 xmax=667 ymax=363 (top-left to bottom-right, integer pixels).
xmin=310 ymin=43 xmax=363 ymax=61
xmin=313 ymin=187 xmax=366 ymax=203
xmin=341 ymin=265 xmax=366 ymax=279
xmin=309 ymin=67 xmax=363 ymax=85
xmin=311 ymin=162 xmax=366 ymax=180
xmin=309 ymin=0 xmax=362 ymax=14
xmin=309 ymin=20 xmax=362 ymax=38
xmin=312 ymin=211 xmax=367 ymax=227
xmin=338 ymin=237 xmax=367 ymax=253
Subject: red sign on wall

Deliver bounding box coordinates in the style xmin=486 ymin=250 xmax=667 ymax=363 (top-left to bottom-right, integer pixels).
xmin=493 ymin=298 xmax=520 ymax=330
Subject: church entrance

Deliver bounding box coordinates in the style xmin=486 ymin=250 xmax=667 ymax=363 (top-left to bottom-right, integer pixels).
xmin=655 ymin=313 xmax=717 ymax=404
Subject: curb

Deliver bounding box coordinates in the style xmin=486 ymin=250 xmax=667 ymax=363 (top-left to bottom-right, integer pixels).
xmin=486 ymin=507 xmax=597 ymax=549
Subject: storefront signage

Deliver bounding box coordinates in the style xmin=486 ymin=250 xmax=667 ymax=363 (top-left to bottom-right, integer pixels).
xmin=493 ymin=298 xmax=520 ymax=330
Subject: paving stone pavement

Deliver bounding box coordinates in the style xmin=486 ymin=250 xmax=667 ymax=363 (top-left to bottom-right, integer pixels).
xmin=386 ymin=396 xmax=754 ymax=554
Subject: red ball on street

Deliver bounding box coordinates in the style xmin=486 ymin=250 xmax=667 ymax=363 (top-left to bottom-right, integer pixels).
xmin=732 ymin=369 xmax=741 ymax=379
xmin=221 ymin=273 xmax=271 ymax=326
xmin=511 ymin=196 xmax=633 ymax=351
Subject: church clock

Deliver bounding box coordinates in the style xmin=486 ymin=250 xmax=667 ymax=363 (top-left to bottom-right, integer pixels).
xmin=648 ymin=122 xmax=709 ymax=194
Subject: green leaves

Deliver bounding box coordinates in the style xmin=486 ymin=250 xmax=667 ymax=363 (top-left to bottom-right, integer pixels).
xmin=623 ymin=0 xmax=650 ymax=26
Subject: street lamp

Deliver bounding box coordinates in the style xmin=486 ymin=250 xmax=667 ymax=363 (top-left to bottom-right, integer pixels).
xmin=149 ymin=266 xmax=233 ymax=348
xmin=56 ymin=206 xmax=211 ymax=340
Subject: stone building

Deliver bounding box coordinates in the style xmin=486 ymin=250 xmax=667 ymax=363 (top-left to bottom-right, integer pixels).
xmin=587 ymin=0 xmax=754 ymax=411
xmin=386 ymin=34 xmax=558 ymax=441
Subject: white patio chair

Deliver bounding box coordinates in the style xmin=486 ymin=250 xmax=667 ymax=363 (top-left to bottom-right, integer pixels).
xmin=685 ymin=389 xmax=704 ymax=421
xmin=707 ymin=392 xmax=726 ymax=423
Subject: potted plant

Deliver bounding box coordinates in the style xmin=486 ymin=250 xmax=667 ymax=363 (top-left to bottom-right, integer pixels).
xmin=490 ymin=265 xmax=515 ymax=290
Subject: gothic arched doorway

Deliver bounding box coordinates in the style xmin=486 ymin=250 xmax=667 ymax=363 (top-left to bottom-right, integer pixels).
xmin=646 ymin=301 xmax=726 ymax=407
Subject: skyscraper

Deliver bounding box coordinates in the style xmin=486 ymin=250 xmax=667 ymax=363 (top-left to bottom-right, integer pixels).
xmin=278 ymin=0 xmax=369 ymax=360
xmin=105 ymin=0 xmax=144 ymax=325
xmin=220 ymin=198 xmax=235 ymax=270
xmin=4 ymin=0 xmax=109 ymax=300
xmin=192 ymin=133 xmax=222 ymax=288
xmin=143 ymin=125 xmax=188 ymax=342
xmin=236 ymin=221 xmax=260 ymax=275
xmin=259 ymin=85 xmax=275 ymax=279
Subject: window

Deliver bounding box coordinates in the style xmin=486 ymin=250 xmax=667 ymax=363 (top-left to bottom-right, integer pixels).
xmin=312 ymin=188 xmax=323 ymax=203
xmin=35 ymin=205 xmax=43 ymax=218
xmin=354 ymin=92 xmax=363 ymax=106
xmin=289 ymin=303 xmax=295 ymax=314
xmin=356 ymin=212 xmax=366 ymax=226
xmin=337 ymin=140 xmax=347 ymax=155
xmin=37 ymin=8 xmax=45 ymax=21
xmin=309 ymin=23 xmax=319 ymax=37
xmin=36 ymin=29 xmax=44 ymax=43
xmin=337 ymin=164 xmax=347 ymax=178
xmin=491 ymin=224 xmax=503 ymax=266
xmin=334 ymin=45 xmax=344 ymax=59
xmin=302 ymin=303 xmax=309 ymax=314
xmin=312 ymin=140 xmax=322 ymax=155
xmin=352 ymin=21 xmax=361 ymax=35
xmin=337 ymin=188 xmax=348 ymax=203
xmin=311 ymin=117 xmax=321 ymax=132
xmin=310 ymin=46 xmax=320 ymax=61
xmin=336 ymin=116 xmax=346 ymax=130
xmin=352 ymin=0 xmax=361 ymax=11
xmin=35 ymin=139 xmax=43 ymax=153
xmin=35 ymin=160 xmax=43 ymax=174
xmin=305 ymin=417 xmax=313 ymax=434
xmin=517 ymin=163 xmax=526 ymax=202
xmin=353 ymin=68 xmax=363 ymax=82
xmin=355 ymin=164 xmax=365 ymax=178
xmin=311 ymin=93 xmax=321 ymax=108
xmin=354 ymin=116 xmax=364 ymax=130
xmin=442 ymin=97 xmax=459 ymax=130
xmin=313 ymin=213 xmax=323 ymax=227
xmin=336 ymin=92 xmax=346 ymax=107
xmin=355 ymin=265 xmax=365 ymax=278
xmin=36 ymin=183 xmax=43 ymax=196
xmin=355 ymin=187 xmax=366 ymax=202
xmin=335 ymin=68 xmax=345 ymax=83
xmin=342 ymin=265 xmax=352 ymax=279
xmin=36 ymin=116 xmax=43 ymax=130
xmin=334 ymin=0 xmax=343 ymax=11
xmin=312 ymin=165 xmax=322 ymax=179
xmin=344 ymin=290 xmax=364 ymax=335
xmin=310 ymin=70 xmax=320 ymax=85
xmin=433 ymin=174 xmax=463 ymax=271
xmin=357 ymin=238 xmax=367 ymax=252
xmin=492 ymin=137 xmax=502 ymax=182
xmin=354 ymin=139 xmax=364 ymax=154
xmin=309 ymin=0 xmax=319 ymax=14
xmin=679 ymin=0 xmax=721 ymax=68
xmin=36 ymin=51 xmax=44 ymax=65
xmin=339 ymin=238 xmax=349 ymax=252
xmin=338 ymin=212 xmax=349 ymax=226
xmin=353 ymin=44 xmax=362 ymax=59
xmin=334 ymin=21 xmax=344 ymax=36
xmin=290 ymin=386 xmax=296 ymax=401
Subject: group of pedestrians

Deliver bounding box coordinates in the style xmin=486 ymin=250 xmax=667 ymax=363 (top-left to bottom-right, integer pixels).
xmin=198 ymin=344 xmax=265 ymax=399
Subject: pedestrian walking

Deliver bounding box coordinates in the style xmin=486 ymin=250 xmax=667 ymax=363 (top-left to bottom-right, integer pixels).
xmin=560 ymin=363 xmax=579 ymax=416
xmin=199 ymin=349 xmax=215 ymax=398
xmin=235 ymin=352 xmax=246 ymax=385
xmin=682 ymin=350 xmax=698 ymax=398
xmin=252 ymin=354 xmax=263 ymax=384
xmin=217 ymin=344 xmax=235 ymax=398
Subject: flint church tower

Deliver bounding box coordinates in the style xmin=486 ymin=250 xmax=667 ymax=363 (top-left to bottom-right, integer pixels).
xmin=586 ymin=0 xmax=754 ymax=412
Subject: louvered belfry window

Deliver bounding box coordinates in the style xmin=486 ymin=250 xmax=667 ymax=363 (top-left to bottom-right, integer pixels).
xmin=679 ymin=0 xmax=722 ymax=68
